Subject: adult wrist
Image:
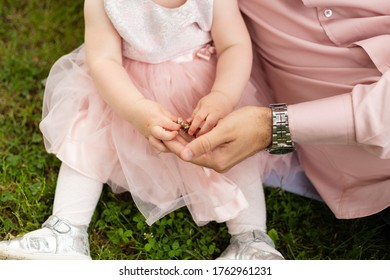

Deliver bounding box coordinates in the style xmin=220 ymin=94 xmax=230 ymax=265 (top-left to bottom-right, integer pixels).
xmin=265 ymin=103 xmax=295 ymax=155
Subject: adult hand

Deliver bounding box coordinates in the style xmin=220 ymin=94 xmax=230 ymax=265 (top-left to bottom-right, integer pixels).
xmin=165 ymin=106 xmax=272 ymax=172
xmin=129 ymin=99 xmax=181 ymax=152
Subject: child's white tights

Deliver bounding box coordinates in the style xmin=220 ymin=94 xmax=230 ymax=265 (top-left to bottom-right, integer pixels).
xmin=225 ymin=178 xmax=267 ymax=235
xmin=52 ymin=163 xmax=103 ymax=226
xmin=52 ymin=163 xmax=267 ymax=234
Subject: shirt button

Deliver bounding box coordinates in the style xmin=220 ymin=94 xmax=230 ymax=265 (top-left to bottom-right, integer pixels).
xmin=323 ymin=9 xmax=333 ymax=18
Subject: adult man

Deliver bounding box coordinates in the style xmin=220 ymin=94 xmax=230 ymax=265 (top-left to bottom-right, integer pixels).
xmin=169 ymin=0 xmax=390 ymax=220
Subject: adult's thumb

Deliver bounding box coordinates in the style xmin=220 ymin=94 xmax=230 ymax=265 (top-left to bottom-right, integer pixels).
xmin=180 ymin=129 xmax=222 ymax=161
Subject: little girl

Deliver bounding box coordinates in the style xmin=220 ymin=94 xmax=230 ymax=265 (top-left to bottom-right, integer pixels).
xmin=0 ymin=0 xmax=284 ymax=260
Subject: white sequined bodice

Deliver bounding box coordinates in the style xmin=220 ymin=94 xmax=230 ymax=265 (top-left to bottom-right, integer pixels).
xmin=104 ymin=0 xmax=214 ymax=63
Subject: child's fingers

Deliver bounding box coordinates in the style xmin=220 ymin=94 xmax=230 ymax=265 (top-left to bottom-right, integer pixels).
xmin=151 ymin=126 xmax=178 ymax=141
xmin=161 ymin=108 xmax=181 ymax=125
xmin=149 ymin=136 xmax=169 ymax=152
xmin=188 ymin=112 xmax=207 ymax=135
xmin=158 ymin=113 xmax=181 ymax=131
xmin=196 ymin=114 xmax=218 ymax=136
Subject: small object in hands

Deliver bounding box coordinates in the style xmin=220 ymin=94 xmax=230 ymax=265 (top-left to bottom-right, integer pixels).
xmin=177 ymin=118 xmax=194 ymax=142
xmin=177 ymin=118 xmax=191 ymax=133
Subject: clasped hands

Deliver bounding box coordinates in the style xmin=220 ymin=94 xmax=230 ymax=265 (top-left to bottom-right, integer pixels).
xmin=129 ymin=94 xmax=273 ymax=172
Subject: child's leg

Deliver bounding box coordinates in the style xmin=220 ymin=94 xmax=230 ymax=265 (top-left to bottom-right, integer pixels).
xmin=225 ymin=178 xmax=266 ymax=235
xmin=53 ymin=163 xmax=103 ymax=226
xmin=220 ymin=178 xmax=284 ymax=260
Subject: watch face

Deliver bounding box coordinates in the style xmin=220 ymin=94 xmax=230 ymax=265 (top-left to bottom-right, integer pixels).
xmin=267 ymin=147 xmax=295 ymax=155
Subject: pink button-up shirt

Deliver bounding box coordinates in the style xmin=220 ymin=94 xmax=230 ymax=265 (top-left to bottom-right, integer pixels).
xmin=240 ymin=0 xmax=390 ymax=218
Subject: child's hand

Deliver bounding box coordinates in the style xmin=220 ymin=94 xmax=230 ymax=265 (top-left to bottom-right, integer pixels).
xmin=129 ymin=99 xmax=181 ymax=152
xmin=187 ymin=91 xmax=235 ymax=136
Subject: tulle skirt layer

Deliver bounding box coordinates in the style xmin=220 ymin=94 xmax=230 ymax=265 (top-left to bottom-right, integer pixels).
xmin=40 ymin=45 xmax=300 ymax=225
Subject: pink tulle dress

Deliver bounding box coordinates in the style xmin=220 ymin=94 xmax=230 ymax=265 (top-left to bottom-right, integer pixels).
xmin=40 ymin=0 xmax=302 ymax=226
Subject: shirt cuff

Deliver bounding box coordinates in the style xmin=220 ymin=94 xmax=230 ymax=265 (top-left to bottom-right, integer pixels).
xmin=288 ymin=94 xmax=356 ymax=145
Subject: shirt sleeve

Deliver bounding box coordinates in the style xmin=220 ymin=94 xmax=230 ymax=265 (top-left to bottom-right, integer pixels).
xmin=288 ymin=70 xmax=390 ymax=159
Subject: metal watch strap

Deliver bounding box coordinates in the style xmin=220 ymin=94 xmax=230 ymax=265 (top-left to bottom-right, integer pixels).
xmin=266 ymin=103 xmax=295 ymax=154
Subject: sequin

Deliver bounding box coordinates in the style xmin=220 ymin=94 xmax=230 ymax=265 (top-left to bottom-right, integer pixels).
xmin=104 ymin=0 xmax=214 ymax=64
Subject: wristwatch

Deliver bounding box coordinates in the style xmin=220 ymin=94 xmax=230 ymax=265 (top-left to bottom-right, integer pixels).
xmin=266 ymin=103 xmax=295 ymax=155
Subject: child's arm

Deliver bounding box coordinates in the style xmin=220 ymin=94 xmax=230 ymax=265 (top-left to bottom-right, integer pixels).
xmin=84 ymin=0 xmax=180 ymax=151
xmin=187 ymin=0 xmax=253 ymax=136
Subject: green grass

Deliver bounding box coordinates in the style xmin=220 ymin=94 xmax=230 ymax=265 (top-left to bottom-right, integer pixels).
xmin=0 ymin=0 xmax=389 ymax=260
